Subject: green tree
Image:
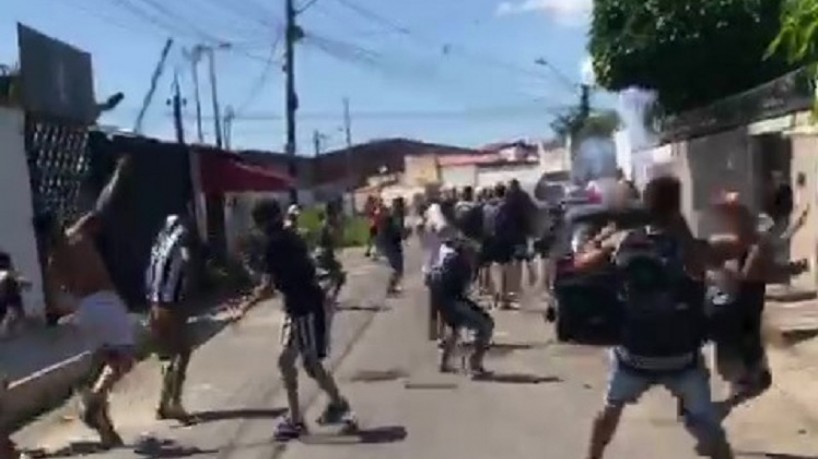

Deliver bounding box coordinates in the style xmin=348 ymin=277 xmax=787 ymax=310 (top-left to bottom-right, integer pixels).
xmin=768 ymin=0 xmax=818 ymax=63
xmin=590 ymin=0 xmax=795 ymax=113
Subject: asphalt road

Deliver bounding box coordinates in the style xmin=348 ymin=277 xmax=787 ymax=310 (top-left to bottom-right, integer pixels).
xmin=13 ymin=245 xmax=818 ymax=459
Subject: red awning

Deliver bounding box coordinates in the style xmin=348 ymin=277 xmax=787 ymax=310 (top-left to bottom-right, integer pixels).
xmin=200 ymin=152 xmax=294 ymax=194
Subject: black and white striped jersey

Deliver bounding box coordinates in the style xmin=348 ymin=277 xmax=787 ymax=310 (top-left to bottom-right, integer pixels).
xmin=146 ymin=220 xmax=190 ymax=305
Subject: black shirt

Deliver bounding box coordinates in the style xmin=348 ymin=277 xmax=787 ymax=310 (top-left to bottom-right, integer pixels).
xmin=263 ymin=227 xmax=324 ymax=316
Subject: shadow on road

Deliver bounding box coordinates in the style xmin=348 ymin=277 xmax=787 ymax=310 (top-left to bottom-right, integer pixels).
xmin=27 ymin=439 xmax=219 ymax=459
xmin=738 ymin=453 xmax=818 ymax=459
xmin=349 ymin=369 xmax=408 ymax=383
xmin=780 ymin=328 xmax=818 ymax=346
xmin=133 ymin=437 xmax=219 ymax=458
xmin=336 ymin=305 xmax=391 ymax=313
xmin=179 ymin=408 xmax=287 ymax=426
xmin=473 ymin=373 xmax=562 ymax=385
xmin=301 ymin=425 xmax=407 ymax=445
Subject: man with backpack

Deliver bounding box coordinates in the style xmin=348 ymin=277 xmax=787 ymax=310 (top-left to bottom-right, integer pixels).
xmin=454 ymin=186 xmax=484 ymax=243
xmin=575 ymin=176 xmax=734 ymax=459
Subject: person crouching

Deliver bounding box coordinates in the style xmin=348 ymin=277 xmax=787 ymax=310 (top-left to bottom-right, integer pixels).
xmin=428 ymin=236 xmax=494 ymax=378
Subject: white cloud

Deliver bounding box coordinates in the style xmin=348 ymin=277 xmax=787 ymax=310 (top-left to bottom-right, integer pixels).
xmin=496 ymin=0 xmax=592 ymax=26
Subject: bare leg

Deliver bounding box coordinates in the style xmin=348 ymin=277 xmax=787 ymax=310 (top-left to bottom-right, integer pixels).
xmin=439 ymin=326 xmax=459 ymax=372
xmin=278 ymin=346 xmax=302 ymax=423
xmin=302 ymin=356 xmax=343 ymax=406
xmin=586 ymin=405 xmax=623 ymax=459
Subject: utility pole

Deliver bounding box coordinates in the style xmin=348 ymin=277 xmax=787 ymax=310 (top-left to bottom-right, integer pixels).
xmin=171 ymin=72 xmax=186 ymax=144
xmin=186 ymin=47 xmax=205 ymax=143
xmin=224 ymin=105 xmax=235 ymax=150
xmin=343 ymin=97 xmax=354 ymax=185
xmin=206 ymin=48 xmax=224 ymax=149
xmin=313 ymin=130 xmax=322 ymax=157
xmin=284 ymin=0 xmax=302 ymax=204
xmin=579 ymin=84 xmax=591 ymax=122
xmin=134 ymin=39 xmax=173 ymax=135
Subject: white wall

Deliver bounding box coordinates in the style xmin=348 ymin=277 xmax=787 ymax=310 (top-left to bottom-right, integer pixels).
xmin=440 ymin=164 xmax=477 ymax=188
xmin=477 ymin=164 xmax=543 ymax=189
xmin=0 ymin=107 xmax=45 ymax=317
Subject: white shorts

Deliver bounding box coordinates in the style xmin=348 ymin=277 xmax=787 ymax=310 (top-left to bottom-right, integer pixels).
xmin=75 ymin=291 xmax=135 ymax=350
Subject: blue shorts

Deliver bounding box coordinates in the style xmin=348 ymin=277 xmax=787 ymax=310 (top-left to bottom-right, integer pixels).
xmin=605 ymin=351 xmax=725 ymax=445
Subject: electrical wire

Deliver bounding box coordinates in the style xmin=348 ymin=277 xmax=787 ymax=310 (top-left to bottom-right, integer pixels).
xmin=302 ymin=32 xmax=567 ymax=106
xmin=172 ymin=103 xmax=573 ymax=121
xmin=235 ymin=33 xmax=284 ymax=117
xmin=132 ymin=0 xmax=225 ymax=44
xmin=297 ymin=0 xmax=322 ymax=14
xmin=330 ymin=0 xmax=557 ymax=84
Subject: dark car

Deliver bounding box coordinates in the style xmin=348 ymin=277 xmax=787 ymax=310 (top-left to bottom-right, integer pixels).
xmin=550 ymin=204 xmax=650 ymax=342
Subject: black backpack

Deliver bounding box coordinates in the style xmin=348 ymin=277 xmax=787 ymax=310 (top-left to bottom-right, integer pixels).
xmin=493 ymin=199 xmax=516 ymax=240
xmin=614 ymin=228 xmax=705 ymax=371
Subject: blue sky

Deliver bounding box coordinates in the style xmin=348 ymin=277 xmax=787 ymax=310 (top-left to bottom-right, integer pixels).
xmin=1 ymin=0 xmax=610 ymax=153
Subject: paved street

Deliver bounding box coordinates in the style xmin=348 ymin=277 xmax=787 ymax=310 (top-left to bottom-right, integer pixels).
xmin=13 ymin=245 xmax=818 ymax=459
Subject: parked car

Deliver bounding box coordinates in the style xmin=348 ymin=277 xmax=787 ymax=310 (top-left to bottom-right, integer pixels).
xmin=550 ymin=204 xmax=649 ymax=342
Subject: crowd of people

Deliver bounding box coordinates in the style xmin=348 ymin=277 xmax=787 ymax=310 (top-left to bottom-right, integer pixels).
xmin=412 ymin=173 xmax=808 ymax=459
xmin=0 ymin=157 xmax=810 ymax=458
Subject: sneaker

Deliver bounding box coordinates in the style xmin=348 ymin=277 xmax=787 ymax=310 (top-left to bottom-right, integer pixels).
xmin=274 ymin=418 xmax=308 ymax=442
xmin=316 ymin=399 xmax=351 ymax=425
xmin=470 ymin=367 xmax=492 ymax=380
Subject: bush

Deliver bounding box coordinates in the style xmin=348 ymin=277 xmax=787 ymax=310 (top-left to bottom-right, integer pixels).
xmin=298 ymin=206 xmax=369 ymax=249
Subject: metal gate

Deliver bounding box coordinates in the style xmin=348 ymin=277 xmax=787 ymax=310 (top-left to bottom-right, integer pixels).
xmin=24 ymin=115 xmax=92 ymax=222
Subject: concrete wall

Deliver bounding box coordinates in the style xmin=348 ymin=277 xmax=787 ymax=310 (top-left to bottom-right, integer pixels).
xmin=439 ymin=164 xmax=476 ymax=188
xmin=0 ymin=107 xmax=44 ymax=317
xmin=404 ymin=154 xmax=439 ymax=186
xmin=476 ymin=163 xmax=542 ymax=190
xmin=676 ymin=126 xmax=758 ymax=237
xmin=789 ymin=134 xmax=818 ymax=290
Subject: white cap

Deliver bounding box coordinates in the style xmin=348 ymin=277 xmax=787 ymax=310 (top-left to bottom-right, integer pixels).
xmin=287 ymin=204 xmax=300 ymax=216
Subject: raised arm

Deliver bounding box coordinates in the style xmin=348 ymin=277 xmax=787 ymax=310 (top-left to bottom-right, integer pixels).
xmin=69 ymin=155 xmax=133 ymax=236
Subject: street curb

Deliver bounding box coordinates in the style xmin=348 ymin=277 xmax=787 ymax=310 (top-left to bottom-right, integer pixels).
xmin=2 ymin=320 xmax=152 ymax=432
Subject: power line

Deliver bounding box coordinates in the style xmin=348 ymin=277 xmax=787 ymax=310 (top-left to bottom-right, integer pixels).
xmin=170 ymin=104 xmax=572 ymax=121
xmin=132 ymin=0 xmax=224 ymax=43
xmin=297 ymin=0 xmax=322 ymax=14
xmin=234 ymin=33 xmax=284 ymax=117
xmin=302 ymin=32 xmax=568 ymax=107
xmin=330 ymin=0 xmax=557 ymax=84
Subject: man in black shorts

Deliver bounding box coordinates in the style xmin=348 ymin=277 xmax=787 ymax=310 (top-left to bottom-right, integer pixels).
xmin=236 ymin=200 xmax=352 ymax=441
xmin=145 ymin=214 xmax=196 ymax=423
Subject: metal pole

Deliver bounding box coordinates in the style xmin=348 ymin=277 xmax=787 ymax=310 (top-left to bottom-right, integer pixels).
xmin=313 ymin=130 xmax=321 ymax=157
xmin=134 ymin=39 xmax=173 ymax=134
xmin=285 ymin=0 xmax=299 ymax=203
xmin=207 ymin=48 xmax=224 ymax=149
xmin=224 ymin=105 xmax=235 ymax=150
xmin=189 ymin=47 xmax=205 ymax=143
xmin=171 ymin=73 xmax=186 ymax=144
xmin=343 ymin=97 xmax=354 ymax=211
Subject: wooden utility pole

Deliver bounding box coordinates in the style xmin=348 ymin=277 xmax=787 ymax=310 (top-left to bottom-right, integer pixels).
xmin=187 ymin=47 xmax=205 ymax=143
xmin=206 ymin=48 xmax=224 ymax=149
xmin=285 ymin=0 xmax=301 ymax=203
xmin=313 ymin=130 xmax=322 ymax=157
xmin=171 ymin=73 xmax=186 ymax=144
xmin=134 ymin=39 xmax=173 ymax=135
xmin=343 ymin=97 xmax=354 ymax=209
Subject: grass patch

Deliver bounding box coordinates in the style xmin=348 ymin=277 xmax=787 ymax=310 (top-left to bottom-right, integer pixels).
xmin=297 ymin=207 xmax=369 ymax=249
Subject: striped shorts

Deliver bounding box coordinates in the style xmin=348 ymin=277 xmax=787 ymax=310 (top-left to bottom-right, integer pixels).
xmin=280 ymin=311 xmax=329 ymax=360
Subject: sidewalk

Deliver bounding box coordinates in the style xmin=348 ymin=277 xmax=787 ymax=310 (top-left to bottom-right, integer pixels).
xmin=12 ymin=247 xmax=388 ymax=455
xmin=0 ymin=292 xmax=238 ymax=431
